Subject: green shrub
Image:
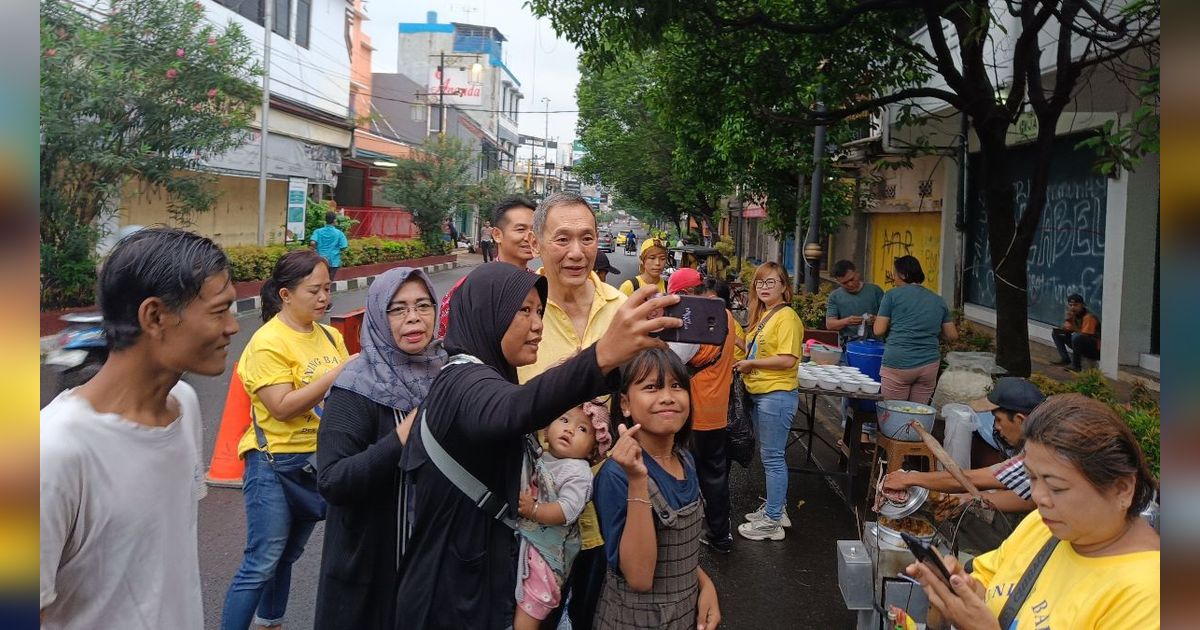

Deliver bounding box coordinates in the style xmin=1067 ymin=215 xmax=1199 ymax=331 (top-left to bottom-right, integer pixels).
xmin=1120 ymin=406 xmax=1160 ymax=478
xmin=791 ymin=284 xmax=834 ymax=330
xmin=225 ymin=238 xmax=428 ymax=283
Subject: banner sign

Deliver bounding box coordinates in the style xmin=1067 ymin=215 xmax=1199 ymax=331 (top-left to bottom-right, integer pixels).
xmin=285 ymin=177 xmax=308 ymax=243
xmin=428 ymin=66 xmax=483 ymax=106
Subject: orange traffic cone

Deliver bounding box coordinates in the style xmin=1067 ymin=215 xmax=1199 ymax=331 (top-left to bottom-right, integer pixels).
xmin=205 ymin=365 xmax=252 ymax=488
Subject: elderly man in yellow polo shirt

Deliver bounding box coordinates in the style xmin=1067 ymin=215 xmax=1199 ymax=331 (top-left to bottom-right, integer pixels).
xmin=517 ymin=191 xmax=627 ymax=629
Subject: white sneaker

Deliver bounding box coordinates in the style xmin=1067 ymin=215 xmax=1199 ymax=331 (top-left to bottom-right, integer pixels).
xmin=744 ymin=500 xmax=792 ymax=528
xmin=738 ymin=517 xmax=785 ymax=541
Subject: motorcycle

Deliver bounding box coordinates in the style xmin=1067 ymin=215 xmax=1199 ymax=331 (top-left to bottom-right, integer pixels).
xmin=45 ymin=312 xmax=107 ymax=393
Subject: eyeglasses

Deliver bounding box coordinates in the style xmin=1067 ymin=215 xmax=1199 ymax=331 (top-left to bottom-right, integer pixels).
xmin=386 ymin=302 xmax=435 ymax=317
xmin=753 ymin=278 xmax=779 ymax=289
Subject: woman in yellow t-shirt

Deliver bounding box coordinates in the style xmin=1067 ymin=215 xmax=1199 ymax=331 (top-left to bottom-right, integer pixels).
xmin=222 ymin=250 xmax=354 ymax=630
xmin=732 ymin=262 xmax=803 ymax=542
xmin=618 ymin=238 xmax=668 ymax=296
xmin=906 ymin=394 xmax=1159 ymax=630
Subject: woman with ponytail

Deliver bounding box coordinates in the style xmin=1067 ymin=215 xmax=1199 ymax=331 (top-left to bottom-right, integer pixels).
xmin=222 ymin=249 xmax=355 ymax=630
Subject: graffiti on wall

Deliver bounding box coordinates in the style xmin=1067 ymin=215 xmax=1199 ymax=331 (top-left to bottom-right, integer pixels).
xmin=963 ymin=135 xmax=1107 ymax=325
xmin=870 ymin=211 xmax=942 ymax=293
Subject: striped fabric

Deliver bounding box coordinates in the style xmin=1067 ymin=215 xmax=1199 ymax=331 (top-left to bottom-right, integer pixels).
xmin=593 ymin=478 xmax=703 ymax=629
xmin=991 ymin=454 xmax=1032 ymax=500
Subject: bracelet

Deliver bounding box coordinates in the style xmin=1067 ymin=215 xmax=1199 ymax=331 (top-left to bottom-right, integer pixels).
xmin=627 ymin=497 xmax=652 ymax=506
xmin=532 ymin=500 xmax=540 ymax=518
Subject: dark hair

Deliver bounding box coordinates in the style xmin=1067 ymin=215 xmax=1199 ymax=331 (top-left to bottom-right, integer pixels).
xmin=832 ymin=259 xmax=857 ymax=279
xmin=98 ymin=227 xmax=230 ymax=351
xmin=492 ymin=195 xmax=536 ymax=228
xmin=260 ymin=249 xmax=328 ymax=323
xmin=1023 ymin=394 xmax=1157 ymax=519
xmin=1067 ymin=294 xmax=1085 ymax=305
xmin=325 ymin=210 xmax=338 ymax=225
xmin=610 ymin=348 xmax=693 ymax=450
xmin=893 ymin=255 xmax=926 ymax=284
xmin=705 ymin=278 xmax=732 ymax=310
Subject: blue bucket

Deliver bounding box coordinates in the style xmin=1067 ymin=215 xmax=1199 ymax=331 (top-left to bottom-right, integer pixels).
xmin=846 ymin=340 xmax=885 ymax=412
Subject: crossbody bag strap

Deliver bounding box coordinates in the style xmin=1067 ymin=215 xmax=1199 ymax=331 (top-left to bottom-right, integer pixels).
xmin=689 ymin=345 xmax=724 ymax=374
xmin=418 ymin=409 xmax=518 ymax=530
xmin=997 ymin=536 xmax=1061 ymax=629
xmin=316 ymin=323 xmax=337 ymax=350
xmin=631 ymin=276 xmax=641 ymax=291
xmin=249 ymin=406 xmax=273 ymax=462
xmin=747 ymin=304 xmax=786 ymax=355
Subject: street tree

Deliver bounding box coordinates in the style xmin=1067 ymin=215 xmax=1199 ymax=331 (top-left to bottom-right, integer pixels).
xmin=530 ymin=0 xmax=1159 ymax=375
xmin=382 ymin=135 xmax=479 ymax=252
xmin=40 ymin=0 xmax=260 ymax=308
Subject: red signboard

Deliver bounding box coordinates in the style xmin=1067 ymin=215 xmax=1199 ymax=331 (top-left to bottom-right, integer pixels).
xmin=743 ymin=204 xmax=767 ymax=219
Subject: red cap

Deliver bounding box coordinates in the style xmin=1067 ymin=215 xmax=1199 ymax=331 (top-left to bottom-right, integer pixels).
xmin=667 ymin=268 xmax=703 ymax=294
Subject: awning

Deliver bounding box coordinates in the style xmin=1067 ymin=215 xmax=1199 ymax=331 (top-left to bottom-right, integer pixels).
xmin=201 ymin=132 xmax=342 ymax=186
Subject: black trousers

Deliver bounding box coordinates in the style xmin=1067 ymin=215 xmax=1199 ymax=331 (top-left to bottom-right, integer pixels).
xmin=689 ymin=428 xmax=732 ymax=541
xmin=1052 ymin=328 xmax=1100 ymax=367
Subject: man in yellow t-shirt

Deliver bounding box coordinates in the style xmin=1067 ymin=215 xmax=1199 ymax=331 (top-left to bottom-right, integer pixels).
xmin=237 ymin=317 xmax=350 ymax=456
xmin=967 ymin=511 xmax=1159 ymax=628
xmin=519 ymin=192 xmax=625 ymax=629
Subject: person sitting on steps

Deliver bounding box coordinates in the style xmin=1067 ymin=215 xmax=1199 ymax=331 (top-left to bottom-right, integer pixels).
xmin=1050 ymin=294 xmax=1101 ymax=372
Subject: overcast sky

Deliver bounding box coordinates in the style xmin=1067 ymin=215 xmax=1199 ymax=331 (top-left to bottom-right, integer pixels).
xmin=361 ymin=0 xmax=581 ymax=146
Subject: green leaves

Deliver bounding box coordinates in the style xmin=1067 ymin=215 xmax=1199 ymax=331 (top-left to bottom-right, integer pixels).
xmin=380 ymin=136 xmax=489 ymax=252
xmin=40 ymin=0 xmax=262 ymax=309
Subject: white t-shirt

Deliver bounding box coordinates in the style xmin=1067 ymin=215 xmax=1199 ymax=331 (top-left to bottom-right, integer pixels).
xmin=40 ymin=381 xmax=206 ymax=630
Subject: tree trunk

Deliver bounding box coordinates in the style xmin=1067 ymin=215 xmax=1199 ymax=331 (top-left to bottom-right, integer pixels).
xmin=977 ymin=125 xmax=1033 ymax=376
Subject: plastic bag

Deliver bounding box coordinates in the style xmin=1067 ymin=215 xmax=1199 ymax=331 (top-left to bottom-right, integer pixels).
xmin=726 ymin=373 xmax=755 ymax=468
xmin=940 ymin=403 xmax=974 ymax=471
xmin=931 ymin=352 xmax=1001 ymax=410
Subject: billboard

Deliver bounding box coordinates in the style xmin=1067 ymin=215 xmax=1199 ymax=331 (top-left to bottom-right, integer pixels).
xmin=285 ymin=177 xmax=308 ymax=243
xmin=427 ymin=66 xmax=483 ymax=106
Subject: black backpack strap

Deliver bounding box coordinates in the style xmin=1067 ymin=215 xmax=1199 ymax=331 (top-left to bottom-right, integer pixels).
xmin=631 ymin=276 xmax=641 ymax=291
xmin=997 ymin=536 xmax=1060 ymax=628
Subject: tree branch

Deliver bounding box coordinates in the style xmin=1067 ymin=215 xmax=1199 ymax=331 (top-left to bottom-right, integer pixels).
xmin=921 ymin=4 xmax=968 ymax=95
xmin=753 ymin=87 xmax=962 ymax=126
xmin=698 ymin=0 xmax=919 ymax=36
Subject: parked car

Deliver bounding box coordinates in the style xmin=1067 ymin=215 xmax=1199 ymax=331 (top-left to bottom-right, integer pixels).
xmin=598 ymin=232 xmax=615 ymax=252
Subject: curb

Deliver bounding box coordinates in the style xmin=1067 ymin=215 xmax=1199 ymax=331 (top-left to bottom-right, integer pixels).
xmin=40 ymin=260 xmax=461 ymax=354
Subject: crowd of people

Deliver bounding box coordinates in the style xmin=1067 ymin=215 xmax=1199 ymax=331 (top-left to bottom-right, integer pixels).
xmin=40 ymin=192 xmax=1158 ymax=629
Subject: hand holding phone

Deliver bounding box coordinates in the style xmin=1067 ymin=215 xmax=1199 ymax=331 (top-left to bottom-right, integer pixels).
xmin=900 ymin=531 xmax=953 ymax=585
xmin=653 ymin=295 xmax=728 ymax=345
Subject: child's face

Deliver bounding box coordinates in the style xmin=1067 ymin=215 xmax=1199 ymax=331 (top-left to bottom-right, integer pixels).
xmin=619 ymin=370 xmax=690 ymax=435
xmin=545 ymin=408 xmax=597 ymax=460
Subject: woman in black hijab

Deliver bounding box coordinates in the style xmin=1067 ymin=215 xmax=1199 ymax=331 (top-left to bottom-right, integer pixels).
xmin=396 ymin=262 xmax=680 ymax=629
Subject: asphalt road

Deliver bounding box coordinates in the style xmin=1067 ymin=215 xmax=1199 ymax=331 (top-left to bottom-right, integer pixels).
xmin=47 ymin=223 xmax=861 ymax=629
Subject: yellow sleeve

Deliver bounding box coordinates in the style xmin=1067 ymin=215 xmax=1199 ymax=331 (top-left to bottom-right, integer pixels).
xmin=618 ymin=280 xmax=634 ymax=297
xmin=240 ymin=336 xmax=296 ymax=393
xmin=733 ymin=320 xmax=747 ymax=361
xmin=970 ymin=510 xmax=1040 ymax=587
xmin=769 ymin=311 xmax=803 ymax=358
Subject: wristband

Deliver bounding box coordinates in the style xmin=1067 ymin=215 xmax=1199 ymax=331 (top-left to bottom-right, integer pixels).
xmin=627 ymin=497 xmax=651 ymax=506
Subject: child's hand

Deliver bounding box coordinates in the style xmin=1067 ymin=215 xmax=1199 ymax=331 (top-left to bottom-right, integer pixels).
xmin=610 ymin=423 xmax=647 ymax=479
xmin=517 ymin=489 xmax=536 ymax=519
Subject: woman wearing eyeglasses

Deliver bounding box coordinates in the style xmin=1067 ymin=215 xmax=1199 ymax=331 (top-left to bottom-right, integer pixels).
xmin=732 ymin=262 xmax=804 ymax=542
xmin=313 ymin=268 xmax=447 ymax=630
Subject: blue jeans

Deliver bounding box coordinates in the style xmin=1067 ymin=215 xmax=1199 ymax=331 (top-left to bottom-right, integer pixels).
xmin=751 ymin=389 xmax=800 ymax=521
xmin=221 ymin=451 xmax=318 ymax=629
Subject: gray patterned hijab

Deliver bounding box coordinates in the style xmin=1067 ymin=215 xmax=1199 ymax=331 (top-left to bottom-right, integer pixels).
xmin=333 ymin=267 xmax=447 ymax=412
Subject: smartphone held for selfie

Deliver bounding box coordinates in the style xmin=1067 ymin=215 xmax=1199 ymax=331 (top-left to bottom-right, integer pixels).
xmin=900 ymin=531 xmax=953 ymax=585
xmin=655 ymin=295 xmax=728 ymax=345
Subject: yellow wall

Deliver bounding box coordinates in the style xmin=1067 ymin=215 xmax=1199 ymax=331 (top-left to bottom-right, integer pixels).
xmin=868 ymin=211 xmax=942 ymax=293
xmin=120 ymin=175 xmax=289 ymax=246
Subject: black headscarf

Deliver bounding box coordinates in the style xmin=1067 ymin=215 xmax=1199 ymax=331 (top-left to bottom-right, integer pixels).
xmin=443 ymin=262 xmax=547 ymax=383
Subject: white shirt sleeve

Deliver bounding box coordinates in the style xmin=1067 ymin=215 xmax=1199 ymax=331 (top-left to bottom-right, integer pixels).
xmin=40 ymin=438 xmax=81 ymax=610
xmin=668 ymin=342 xmax=700 ymax=364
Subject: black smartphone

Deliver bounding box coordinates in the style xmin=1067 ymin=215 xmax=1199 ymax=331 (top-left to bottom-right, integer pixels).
xmin=655 ymin=295 xmax=728 ymax=345
xmin=900 ymin=531 xmax=953 ymax=585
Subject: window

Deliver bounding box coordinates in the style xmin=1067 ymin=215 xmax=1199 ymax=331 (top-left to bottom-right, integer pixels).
xmin=295 ymin=0 xmax=311 ymax=48
xmin=410 ymin=106 xmax=426 ymax=123
xmin=215 ymin=0 xmax=263 ymax=24
xmin=273 ymin=0 xmax=290 ymax=37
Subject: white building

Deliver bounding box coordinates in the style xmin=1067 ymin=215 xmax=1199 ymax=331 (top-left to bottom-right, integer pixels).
xmin=121 ymin=0 xmax=354 ymax=245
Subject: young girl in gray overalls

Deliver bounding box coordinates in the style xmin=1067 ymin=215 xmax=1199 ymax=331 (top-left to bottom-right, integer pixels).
xmin=591 ymin=349 xmax=721 ymax=629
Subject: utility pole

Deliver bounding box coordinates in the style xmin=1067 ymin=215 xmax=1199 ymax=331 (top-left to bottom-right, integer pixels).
xmin=438 ymin=51 xmax=446 ymax=137
xmin=540 ymin=97 xmax=550 ymax=196
xmin=256 ymin=0 xmax=273 ymax=246
xmin=805 ymin=99 xmax=827 ymax=294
